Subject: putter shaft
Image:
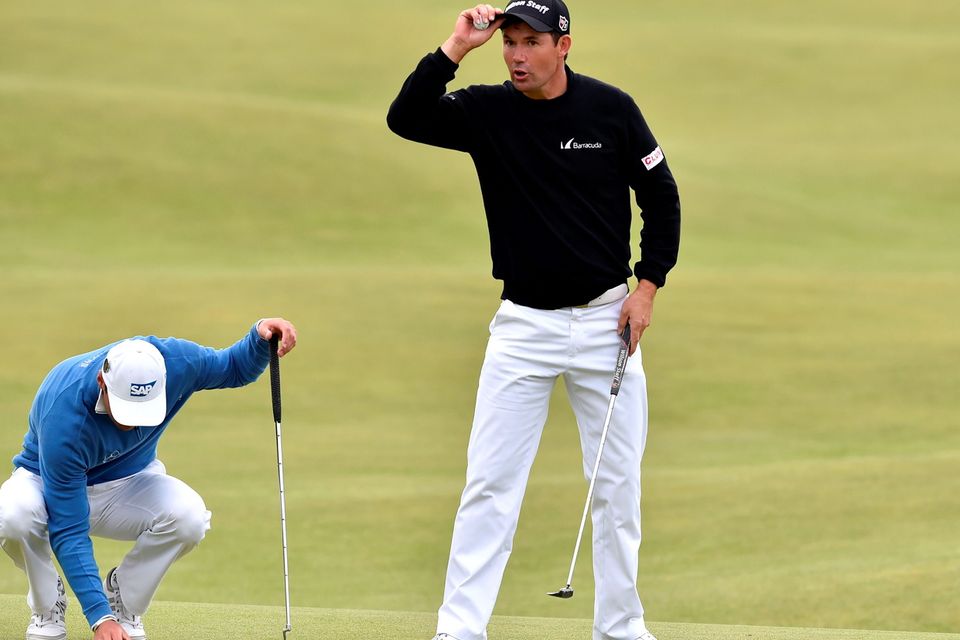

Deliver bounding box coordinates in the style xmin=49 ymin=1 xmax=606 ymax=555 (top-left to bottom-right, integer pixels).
xmin=549 ymin=326 xmax=631 ymax=599
xmin=277 ymin=416 xmax=291 ymax=635
xmin=270 ymin=336 xmax=292 ymax=637
xmin=561 ymin=395 xmax=618 ymax=589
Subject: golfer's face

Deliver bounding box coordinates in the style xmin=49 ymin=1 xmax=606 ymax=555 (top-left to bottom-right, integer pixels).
xmin=501 ymin=23 xmax=564 ymax=96
xmin=97 ymin=372 xmax=136 ymax=431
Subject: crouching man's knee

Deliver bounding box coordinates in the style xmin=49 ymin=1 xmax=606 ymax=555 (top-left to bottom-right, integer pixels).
xmin=0 ymin=482 xmax=46 ymax=542
xmin=171 ymin=500 xmax=212 ymax=547
xmin=151 ymin=486 xmax=211 ymax=547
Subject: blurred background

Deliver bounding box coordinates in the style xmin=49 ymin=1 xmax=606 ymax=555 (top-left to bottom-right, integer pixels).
xmin=1 ymin=0 xmax=957 ymax=634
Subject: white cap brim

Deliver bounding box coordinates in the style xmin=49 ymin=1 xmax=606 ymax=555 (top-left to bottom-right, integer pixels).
xmin=106 ymin=389 xmax=166 ymax=427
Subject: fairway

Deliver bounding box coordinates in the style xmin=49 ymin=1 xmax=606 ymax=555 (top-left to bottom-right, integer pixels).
xmin=3 ymin=597 xmax=960 ymax=640
xmin=1 ymin=0 xmax=958 ymax=638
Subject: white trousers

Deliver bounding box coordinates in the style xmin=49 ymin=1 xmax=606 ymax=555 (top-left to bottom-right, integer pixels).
xmin=438 ymin=297 xmax=650 ymax=640
xmin=0 ymin=459 xmax=211 ymax=616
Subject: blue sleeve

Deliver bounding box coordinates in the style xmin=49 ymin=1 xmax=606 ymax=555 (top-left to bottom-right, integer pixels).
xmin=38 ymin=410 xmax=113 ymax=627
xmin=192 ymin=322 xmax=271 ymax=390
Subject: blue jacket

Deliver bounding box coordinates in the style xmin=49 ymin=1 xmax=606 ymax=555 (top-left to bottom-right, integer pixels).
xmin=12 ymin=323 xmax=271 ymax=627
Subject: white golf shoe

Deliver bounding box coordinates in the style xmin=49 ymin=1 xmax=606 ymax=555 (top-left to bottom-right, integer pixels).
xmin=432 ymin=635 xmax=460 ymax=640
xmin=26 ymin=576 xmax=67 ymax=640
xmin=104 ymin=567 xmax=147 ymax=640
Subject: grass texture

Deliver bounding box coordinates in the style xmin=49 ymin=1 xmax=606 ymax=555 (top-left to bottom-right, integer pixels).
xmin=2 ymin=596 xmax=960 ymax=640
xmin=1 ymin=0 xmax=957 ymax=636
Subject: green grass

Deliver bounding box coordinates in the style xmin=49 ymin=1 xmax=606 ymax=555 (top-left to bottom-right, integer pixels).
xmin=1 ymin=0 xmax=958 ymax=637
xmin=2 ymin=596 xmax=960 ymax=640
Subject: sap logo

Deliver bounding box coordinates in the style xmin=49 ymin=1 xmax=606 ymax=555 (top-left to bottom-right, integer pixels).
xmin=642 ymin=146 xmax=664 ymax=170
xmin=129 ymin=381 xmax=157 ymax=397
xmin=561 ymin=138 xmax=602 ymax=150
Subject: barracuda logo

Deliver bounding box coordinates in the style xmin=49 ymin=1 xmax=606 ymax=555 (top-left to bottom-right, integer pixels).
xmin=561 ymin=138 xmax=602 ymax=150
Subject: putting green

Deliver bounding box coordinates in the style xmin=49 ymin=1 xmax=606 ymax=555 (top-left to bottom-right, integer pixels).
xmin=2 ymin=596 xmax=959 ymax=640
xmin=1 ymin=0 xmax=957 ymax=635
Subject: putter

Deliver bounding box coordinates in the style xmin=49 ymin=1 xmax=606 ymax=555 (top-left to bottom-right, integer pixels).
xmin=270 ymin=335 xmax=292 ymax=639
xmin=548 ymin=324 xmax=632 ymax=599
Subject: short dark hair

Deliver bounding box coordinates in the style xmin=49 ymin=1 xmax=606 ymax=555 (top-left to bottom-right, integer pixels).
xmin=553 ymin=33 xmax=570 ymax=62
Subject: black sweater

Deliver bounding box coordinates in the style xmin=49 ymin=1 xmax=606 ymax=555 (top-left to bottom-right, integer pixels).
xmin=387 ymin=49 xmax=681 ymax=310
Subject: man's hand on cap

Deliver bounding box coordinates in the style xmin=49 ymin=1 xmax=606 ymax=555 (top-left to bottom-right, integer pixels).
xmin=442 ymin=5 xmax=504 ymax=63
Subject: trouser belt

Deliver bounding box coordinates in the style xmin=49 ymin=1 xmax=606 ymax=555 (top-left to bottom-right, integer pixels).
xmin=576 ymin=283 xmax=629 ymax=308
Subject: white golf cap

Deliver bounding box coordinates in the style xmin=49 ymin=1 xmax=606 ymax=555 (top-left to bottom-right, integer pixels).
xmin=95 ymin=339 xmax=167 ymax=427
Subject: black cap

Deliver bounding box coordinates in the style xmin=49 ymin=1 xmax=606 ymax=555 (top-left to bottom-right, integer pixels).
xmin=501 ymin=0 xmax=570 ymax=35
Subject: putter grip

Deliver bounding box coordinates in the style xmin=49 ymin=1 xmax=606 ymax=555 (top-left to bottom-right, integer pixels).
xmin=270 ymin=334 xmax=282 ymax=423
xmin=610 ymin=325 xmax=631 ymax=397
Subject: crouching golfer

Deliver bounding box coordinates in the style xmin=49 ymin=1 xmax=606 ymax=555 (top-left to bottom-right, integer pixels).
xmin=0 ymin=318 xmax=297 ymax=640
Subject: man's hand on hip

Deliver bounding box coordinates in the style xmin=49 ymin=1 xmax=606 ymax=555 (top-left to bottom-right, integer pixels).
xmin=617 ymin=280 xmax=658 ymax=356
xmin=442 ymin=4 xmax=504 ymax=63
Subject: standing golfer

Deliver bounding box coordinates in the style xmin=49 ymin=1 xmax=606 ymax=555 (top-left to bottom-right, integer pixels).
xmin=388 ymin=2 xmax=680 ymax=640
xmin=0 ymin=318 xmax=297 ymax=640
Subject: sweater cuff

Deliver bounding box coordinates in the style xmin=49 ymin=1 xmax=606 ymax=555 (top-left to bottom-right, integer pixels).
xmin=92 ymin=614 xmax=118 ymax=631
xmin=85 ymin=602 xmax=115 ymax=629
xmin=251 ymin=321 xmax=271 ymax=352
xmin=432 ymin=47 xmax=460 ymax=72
xmin=633 ymin=263 xmax=667 ymax=288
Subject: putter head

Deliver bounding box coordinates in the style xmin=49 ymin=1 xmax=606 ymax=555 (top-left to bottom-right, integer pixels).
xmin=547 ymin=586 xmax=574 ymax=599
xmin=282 ymin=626 xmax=292 ymax=639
